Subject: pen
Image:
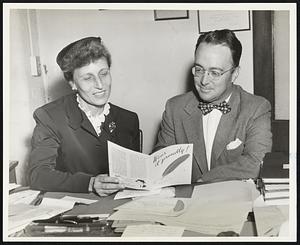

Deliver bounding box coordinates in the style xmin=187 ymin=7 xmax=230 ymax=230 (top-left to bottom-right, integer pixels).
xmin=29 ymin=225 xmax=88 ymax=233
xmin=28 ymin=223 xmax=110 ymax=233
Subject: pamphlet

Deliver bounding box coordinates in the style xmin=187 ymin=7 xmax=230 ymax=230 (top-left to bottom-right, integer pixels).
xmin=108 ymin=141 xmax=193 ymax=190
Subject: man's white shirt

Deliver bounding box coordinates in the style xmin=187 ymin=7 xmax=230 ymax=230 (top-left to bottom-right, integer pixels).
xmin=202 ymin=95 xmax=231 ymax=170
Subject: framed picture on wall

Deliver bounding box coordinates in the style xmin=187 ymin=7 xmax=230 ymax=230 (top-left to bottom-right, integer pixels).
xmin=198 ymin=10 xmax=250 ymax=33
xmin=154 ymin=10 xmax=189 ymax=21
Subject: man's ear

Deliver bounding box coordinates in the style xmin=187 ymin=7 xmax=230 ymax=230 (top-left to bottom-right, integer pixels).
xmin=231 ymin=66 xmax=240 ymax=83
xmin=69 ymin=81 xmax=77 ymax=91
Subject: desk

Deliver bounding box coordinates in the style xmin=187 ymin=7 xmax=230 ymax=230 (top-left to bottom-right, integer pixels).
xmin=11 ymin=184 xmax=257 ymax=237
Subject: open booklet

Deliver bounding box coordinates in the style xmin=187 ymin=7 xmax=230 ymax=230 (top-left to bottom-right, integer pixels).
xmin=108 ymin=141 xmax=193 ymax=190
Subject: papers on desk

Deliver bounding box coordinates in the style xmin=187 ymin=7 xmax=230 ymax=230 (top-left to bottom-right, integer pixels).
xmin=61 ymin=196 xmax=98 ymax=205
xmin=9 ymin=189 xmax=41 ymax=205
xmin=112 ymin=196 xmax=188 ymax=217
xmin=9 ymin=183 xmax=21 ymax=191
xmin=253 ymin=205 xmax=289 ymax=236
xmin=192 ymin=179 xmax=259 ymax=202
xmin=109 ymin=180 xmax=258 ymax=236
xmin=112 ymin=220 xmax=156 ymax=233
xmin=8 ymin=196 xmax=76 ymax=235
xmin=114 ymin=187 xmax=175 ymax=200
xmin=122 ymin=224 xmax=185 ymax=237
xmin=156 ymin=200 xmax=252 ymax=235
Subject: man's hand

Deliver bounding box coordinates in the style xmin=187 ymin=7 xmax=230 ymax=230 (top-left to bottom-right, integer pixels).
xmin=92 ymin=174 xmax=125 ymax=197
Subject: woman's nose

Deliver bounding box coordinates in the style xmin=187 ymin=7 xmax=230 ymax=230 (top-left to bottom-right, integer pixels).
xmin=94 ymin=76 xmax=103 ymax=88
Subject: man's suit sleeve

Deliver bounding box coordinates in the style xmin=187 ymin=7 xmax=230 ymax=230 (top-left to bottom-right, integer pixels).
xmin=153 ymin=99 xmax=176 ymax=152
xmin=201 ymin=100 xmax=272 ymax=182
xmin=28 ymin=108 xmax=92 ymax=193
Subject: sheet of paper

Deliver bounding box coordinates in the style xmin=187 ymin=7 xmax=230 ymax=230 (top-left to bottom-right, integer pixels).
xmin=264 ymin=198 xmax=289 ymax=206
xmin=114 ymin=189 xmax=161 ymax=200
xmin=282 ymin=163 xmax=289 ymax=169
xmin=108 ymin=210 xmax=157 ymax=222
xmin=121 ymin=224 xmax=185 ymax=237
xmin=115 ymin=187 xmax=176 ymax=200
xmin=8 ymin=198 xmax=75 ymax=235
xmin=253 ymin=205 xmax=288 ymax=236
xmin=192 ymin=179 xmax=259 ymax=203
xmin=155 ymin=200 xmax=252 ymax=235
xmin=39 ymin=197 xmax=75 ymax=209
xmin=60 ymin=196 xmax=98 ymax=204
xmin=264 ymin=190 xmax=289 ymax=199
xmin=263 ymin=178 xmax=289 ymax=184
xmin=9 ymin=190 xmax=40 ymax=205
xmin=9 ymin=183 xmax=21 ymax=191
xmin=114 ymin=197 xmax=189 ymax=217
xmin=108 ymin=141 xmax=193 ymax=190
xmin=112 ymin=220 xmax=155 ymax=228
xmin=264 ymin=184 xmax=289 ymax=191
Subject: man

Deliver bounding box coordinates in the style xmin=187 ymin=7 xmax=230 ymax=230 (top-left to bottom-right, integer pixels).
xmin=154 ymin=29 xmax=272 ymax=183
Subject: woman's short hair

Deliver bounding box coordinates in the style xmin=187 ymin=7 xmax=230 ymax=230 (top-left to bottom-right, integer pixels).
xmin=56 ymin=37 xmax=111 ymax=81
xmin=195 ymin=29 xmax=242 ymax=67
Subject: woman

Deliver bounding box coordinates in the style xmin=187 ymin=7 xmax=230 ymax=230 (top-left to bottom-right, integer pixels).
xmin=28 ymin=37 xmax=140 ymax=196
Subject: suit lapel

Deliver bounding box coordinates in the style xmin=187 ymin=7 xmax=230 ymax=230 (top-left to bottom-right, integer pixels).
xmin=65 ymin=92 xmax=105 ymax=138
xmin=183 ymin=94 xmax=208 ymax=175
xmin=211 ymin=85 xmax=240 ymax=168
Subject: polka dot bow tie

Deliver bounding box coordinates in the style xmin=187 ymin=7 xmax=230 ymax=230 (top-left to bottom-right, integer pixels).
xmin=198 ymin=101 xmax=231 ymax=115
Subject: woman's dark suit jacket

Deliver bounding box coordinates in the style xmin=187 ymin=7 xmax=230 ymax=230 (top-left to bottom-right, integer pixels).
xmin=28 ymin=92 xmax=140 ymax=193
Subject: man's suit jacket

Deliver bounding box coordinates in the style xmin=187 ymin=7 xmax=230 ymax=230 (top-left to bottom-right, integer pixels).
xmin=28 ymin=92 xmax=140 ymax=193
xmin=154 ymin=85 xmax=272 ymax=183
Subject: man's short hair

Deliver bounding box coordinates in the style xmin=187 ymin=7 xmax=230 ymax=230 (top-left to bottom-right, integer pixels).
xmin=56 ymin=37 xmax=111 ymax=81
xmin=195 ymin=29 xmax=242 ymax=67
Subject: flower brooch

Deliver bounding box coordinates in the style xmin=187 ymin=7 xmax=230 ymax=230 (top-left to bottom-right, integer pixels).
xmin=108 ymin=121 xmax=116 ymax=133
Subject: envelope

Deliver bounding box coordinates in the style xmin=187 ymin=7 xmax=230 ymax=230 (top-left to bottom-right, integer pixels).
xmin=226 ymin=138 xmax=242 ymax=150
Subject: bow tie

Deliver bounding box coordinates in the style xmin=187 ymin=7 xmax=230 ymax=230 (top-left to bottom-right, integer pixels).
xmin=198 ymin=101 xmax=231 ymax=115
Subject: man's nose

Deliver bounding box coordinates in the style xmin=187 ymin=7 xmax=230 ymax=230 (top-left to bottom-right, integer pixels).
xmin=200 ymin=71 xmax=210 ymax=86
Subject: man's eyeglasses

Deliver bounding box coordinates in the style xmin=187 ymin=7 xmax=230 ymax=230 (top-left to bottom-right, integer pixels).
xmin=192 ymin=66 xmax=235 ymax=80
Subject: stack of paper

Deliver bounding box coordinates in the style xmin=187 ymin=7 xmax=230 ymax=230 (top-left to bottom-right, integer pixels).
xmin=108 ymin=180 xmax=257 ymax=236
xmin=253 ymin=205 xmax=289 ymax=236
xmin=154 ymin=180 xmax=256 ymax=235
xmin=8 ymin=197 xmax=76 ymax=236
xmin=108 ymin=196 xmax=190 ymax=229
xmin=9 ymin=189 xmax=41 ymax=205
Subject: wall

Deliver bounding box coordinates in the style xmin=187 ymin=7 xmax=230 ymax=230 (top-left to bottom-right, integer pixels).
xmin=9 ymin=9 xmax=46 ymax=184
xmin=274 ymin=11 xmax=289 ymax=120
xmin=36 ymin=9 xmax=254 ymax=154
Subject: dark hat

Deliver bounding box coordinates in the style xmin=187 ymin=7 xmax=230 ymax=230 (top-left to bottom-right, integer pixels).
xmin=56 ymin=37 xmax=102 ymax=72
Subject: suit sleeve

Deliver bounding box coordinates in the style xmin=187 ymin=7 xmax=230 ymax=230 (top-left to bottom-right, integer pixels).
xmin=27 ymin=108 xmax=92 ymax=193
xmin=153 ymin=99 xmax=176 ymax=152
xmin=131 ymin=113 xmax=141 ymax=152
xmin=201 ymin=100 xmax=272 ymax=182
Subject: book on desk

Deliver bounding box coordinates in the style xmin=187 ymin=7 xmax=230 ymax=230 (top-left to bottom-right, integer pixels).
xmin=257 ymin=152 xmax=289 ymax=206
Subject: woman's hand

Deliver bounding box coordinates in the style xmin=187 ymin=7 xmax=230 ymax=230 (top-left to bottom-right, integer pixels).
xmin=92 ymin=174 xmax=125 ymax=197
